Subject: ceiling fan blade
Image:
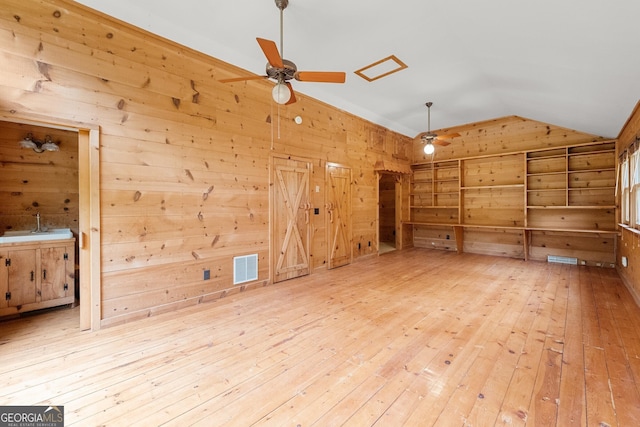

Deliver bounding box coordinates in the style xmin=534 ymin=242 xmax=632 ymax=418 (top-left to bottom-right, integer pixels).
xmin=295 ymin=71 xmax=346 ymax=83
xmin=219 ymin=75 xmax=268 ymax=83
xmin=285 ymin=82 xmax=296 ymax=105
xmin=433 ymin=139 xmax=451 ymax=146
xmin=257 ymin=37 xmax=284 ymax=68
xmin=436 ymin=132 xmax=461 ymax=139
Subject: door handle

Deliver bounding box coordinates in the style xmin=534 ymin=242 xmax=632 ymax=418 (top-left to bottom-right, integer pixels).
xmin=326 ymin=203 xmax=334 ymax=223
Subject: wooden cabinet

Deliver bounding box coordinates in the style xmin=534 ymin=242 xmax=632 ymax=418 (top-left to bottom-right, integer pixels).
xmin=406 ymin=140 xmax=618 ymax=264
xmin=0 ymin=238 xmax=75 ymax=317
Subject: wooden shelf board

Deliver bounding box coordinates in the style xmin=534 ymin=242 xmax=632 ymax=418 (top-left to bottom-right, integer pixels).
xmin=410 ymin=206 xmax=458 ymax=209
xmin=567 ymin=186 xmax=615 ymax=191
xmin=526 ymin=205 xmax=616 ymax=209
xmin=404 ymin=221 xmax=460 ymax=227
xmin=525 ymin=227 xmax=618 ymax=235
xmin=568 ymin=149 xmax=616 ymax=157
xmin=568 ymin=168 xmax=615 ymax=173
xmin=405 ymin=221 xmax=618 ymax=235
xmin=461 ymin=184 xmax=524 ymax=189
xmin=527 ymin=154 xmax=566 ymax=160
xmin=526 ymin=171 xmax=566 ymax=176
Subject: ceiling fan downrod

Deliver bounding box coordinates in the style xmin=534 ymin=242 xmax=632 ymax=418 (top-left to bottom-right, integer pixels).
xmin=426 ymin=101 xmax=433 ymax=133
xmin=275 ymin=0 xmax=288 ymax=59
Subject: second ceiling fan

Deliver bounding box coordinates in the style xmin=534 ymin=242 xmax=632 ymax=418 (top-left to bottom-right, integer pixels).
xmin=220 ymin=0 xmax=346 ymax=105
xmin=416 ymin=102 xmax=460 ymax=154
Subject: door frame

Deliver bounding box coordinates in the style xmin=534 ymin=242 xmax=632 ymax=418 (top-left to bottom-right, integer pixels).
xmin=377 ymin=171 xmax=404 ymax=253
xmin=0 ymin=112 xmax=101 ymax=330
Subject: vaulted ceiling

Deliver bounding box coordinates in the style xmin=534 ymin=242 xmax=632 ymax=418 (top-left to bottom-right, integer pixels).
xmin=75 ymin=0 xmax=640 ymax=140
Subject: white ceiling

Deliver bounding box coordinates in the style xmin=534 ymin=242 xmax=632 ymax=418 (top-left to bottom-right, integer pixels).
xmin=75 ymin=0 xmax=640 ymax=139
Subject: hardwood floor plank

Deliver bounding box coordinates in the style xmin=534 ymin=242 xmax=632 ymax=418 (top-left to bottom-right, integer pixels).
xmin=0 ymin=248 xmax=638 ymax=426
xmin=557 ymin=266 xmax=587 ymax=427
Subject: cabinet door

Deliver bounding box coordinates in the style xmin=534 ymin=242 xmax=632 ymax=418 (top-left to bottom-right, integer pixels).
xmin=8 ymin=249 xmax=37 ymax=307
xmin=40 ymin=246 xmax=69 ymax=301
xmin=0 ymin=251 xmax=8 ymax=309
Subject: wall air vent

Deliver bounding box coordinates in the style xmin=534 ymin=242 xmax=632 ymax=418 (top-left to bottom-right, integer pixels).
xmin=547 ymin=255 xmax=578 ymax=265
xmin=233 ymin=254 xmax=258 ymax=285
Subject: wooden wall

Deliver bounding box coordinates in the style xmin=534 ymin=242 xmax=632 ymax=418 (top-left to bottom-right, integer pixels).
xmin=0 ymin=0 xmax=412 ymax=326
xmin=412 ymin=116 xmax=609 ymax=162
xmin=0 ymin=121 xmax=79 ymax=234
xmin=617 ymin=101 xmax=640 ymax=304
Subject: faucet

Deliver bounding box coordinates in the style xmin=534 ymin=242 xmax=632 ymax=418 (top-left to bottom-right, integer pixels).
xmin=33 ymin=211 xmax=42 ymax=233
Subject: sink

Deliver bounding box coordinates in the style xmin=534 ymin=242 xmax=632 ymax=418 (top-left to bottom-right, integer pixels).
xmin=0 ymin=228 xmax=73 ymax=244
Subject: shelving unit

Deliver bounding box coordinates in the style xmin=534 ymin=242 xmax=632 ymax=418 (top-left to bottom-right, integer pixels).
xmin=407 ymin=140 xmax=618 ymax=263
xmin=525 ymin=141 xmax=616 ymax=232
xmin=409 ymin=160 xmax=459 ymax=225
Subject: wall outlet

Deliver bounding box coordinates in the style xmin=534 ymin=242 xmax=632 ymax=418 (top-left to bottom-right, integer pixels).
xmin=203 ymin=269 xmax=210 ymax=280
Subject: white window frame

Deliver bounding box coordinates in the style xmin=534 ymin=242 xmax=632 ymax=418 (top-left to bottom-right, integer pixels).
xmin=631 ymin=149 xmax=640 ymax=228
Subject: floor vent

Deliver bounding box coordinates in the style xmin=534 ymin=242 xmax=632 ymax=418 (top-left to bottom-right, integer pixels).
xmin=547 ymin=255 xmax=578 ymax=265
xmin=233 ymin=254 xmax=258 ymax=285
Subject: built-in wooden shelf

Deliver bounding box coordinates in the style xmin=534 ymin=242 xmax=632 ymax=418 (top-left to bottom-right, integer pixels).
xmin=408 ymin=140 xmax=617 ymax=263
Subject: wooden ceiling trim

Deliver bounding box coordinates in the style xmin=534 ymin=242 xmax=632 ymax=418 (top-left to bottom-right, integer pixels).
xmin=354 ymin=55 xmax=408 ymax=82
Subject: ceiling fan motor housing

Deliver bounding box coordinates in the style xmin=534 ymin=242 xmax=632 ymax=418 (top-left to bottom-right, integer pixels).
xmin=275 ymin=0 xmax=289 ymax=10
xmin=266 ymin=59 xmax=297 ymax=82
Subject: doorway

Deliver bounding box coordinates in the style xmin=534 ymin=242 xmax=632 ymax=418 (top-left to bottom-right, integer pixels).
xmin=0 ymin=114 xmax=101 ymax=330
xmin=378 ymin=173 xmax=398 ymax=254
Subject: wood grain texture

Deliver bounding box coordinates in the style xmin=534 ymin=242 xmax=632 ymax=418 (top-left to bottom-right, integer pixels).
xmin=0 ymin=0 xmax=412 ymax=325
xmin=1 ymin=248 xmax=639 ymax=425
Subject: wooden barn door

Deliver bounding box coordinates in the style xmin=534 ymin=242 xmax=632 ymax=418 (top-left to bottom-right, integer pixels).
xmin=326 ymin=163 xmax=352 ymax=269
xmin=271 ymin=156 xmax=312 ymax=283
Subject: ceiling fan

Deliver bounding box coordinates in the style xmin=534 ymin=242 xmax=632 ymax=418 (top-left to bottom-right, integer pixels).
xmin=219 ymin=0 xmax=346 ymax=105
xmin=415 ymin=102 xmax=460 ymax=154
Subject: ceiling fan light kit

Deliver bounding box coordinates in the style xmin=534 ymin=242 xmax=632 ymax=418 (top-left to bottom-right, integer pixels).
xmin=423 ymin=142 xmax=435 ymax=155
xmin=272 ymin=82 xmax=291 ymax=104
xmin=416 ymin=102 xmax=460 ymax=155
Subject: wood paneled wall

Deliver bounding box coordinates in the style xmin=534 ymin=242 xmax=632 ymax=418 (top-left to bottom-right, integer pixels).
xmin=617 ymin=101 xmax=640 ymax=304
xmin=412 ymin=115 xmax=609 ymax=162
xmin=0 ymin=0 xmax=412 ymax=325
xmin=0 ymin=121 xmax=79 ymax=234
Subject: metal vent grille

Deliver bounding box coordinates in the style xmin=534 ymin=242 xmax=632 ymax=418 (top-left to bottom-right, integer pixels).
xmin=547 ymin=255 xmax=578 ymax=265
xmin=233 ymin=254 xmax=258 ymax=285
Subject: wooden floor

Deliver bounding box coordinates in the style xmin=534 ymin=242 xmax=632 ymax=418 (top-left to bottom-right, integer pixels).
xmin=1 ymin=248 xmax=640 ymax=426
